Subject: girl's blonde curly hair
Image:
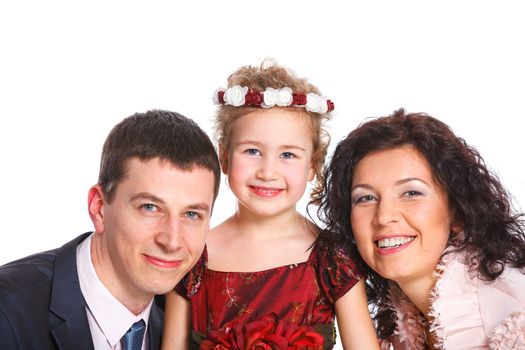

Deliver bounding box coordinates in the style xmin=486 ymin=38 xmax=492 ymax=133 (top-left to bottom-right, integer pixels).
xmin=215 ymin=59 xmax=332 ymax=199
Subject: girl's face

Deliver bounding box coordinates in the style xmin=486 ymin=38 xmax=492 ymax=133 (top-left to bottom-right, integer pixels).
xmin=350 ymin=145 xmax=453 ymax=286
xmin=222 ymin=109 xmax=315 ymax=218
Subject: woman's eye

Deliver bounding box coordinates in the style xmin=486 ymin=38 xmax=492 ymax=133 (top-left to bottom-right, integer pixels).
xmin=404 ymin=190 xmax=422 ymax=197
xmin=245 ymin=148 xmax=261 ymax=156
xmin=353 ymin=195 xmax=375 ymax=205
xmin=281 ymin=152 xmax=296 ymax=159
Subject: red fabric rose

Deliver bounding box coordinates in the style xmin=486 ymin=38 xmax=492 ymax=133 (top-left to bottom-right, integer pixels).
xmin=284 ymin=326 xmax=324 ymax=350
xmin=245 ymin=90 xmax=262 ymax=105
xmin=292 ymin=93 xmax=307 ymax=105
xmin=200 ymin=313 xmax=324 ymax=350
xmin=243 ymin=314 xmax=288 ymax=349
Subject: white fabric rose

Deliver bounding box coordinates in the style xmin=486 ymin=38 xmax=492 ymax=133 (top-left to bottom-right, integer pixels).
xmin=262 ymin=88 xmax=278 ymax=108
xmin=262 ymin=87 xmax=293 ymax=108
xmin=305 ymin=92 xmax=328 ymax=114
xmin=224 ymin=85 xmax=248 ymax=107
xmin=276 ymin=87 xmax=293 ymax=106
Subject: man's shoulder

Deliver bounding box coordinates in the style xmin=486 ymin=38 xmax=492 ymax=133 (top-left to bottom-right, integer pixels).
xmin=0 ymin=233 xmax=91 ymax=300
xmin=0 ymin=248 xmax=59 ymax=300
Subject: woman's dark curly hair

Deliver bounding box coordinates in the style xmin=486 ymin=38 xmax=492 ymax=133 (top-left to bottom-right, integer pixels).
xmin=313 ymin=108 xmax=525 ymax=339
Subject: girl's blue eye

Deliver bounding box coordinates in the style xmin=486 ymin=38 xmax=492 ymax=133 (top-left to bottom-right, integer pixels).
xmin=281 ymin=152 xmax=295 ymax=159
xmin=245 ymin=148 xmax=261 ymax=156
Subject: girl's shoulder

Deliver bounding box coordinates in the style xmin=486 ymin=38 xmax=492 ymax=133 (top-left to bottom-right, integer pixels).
xmin=175 ymin=246 xmax=207 ymax=299
xmin=311 ymin=241 xmax=363 ymax=303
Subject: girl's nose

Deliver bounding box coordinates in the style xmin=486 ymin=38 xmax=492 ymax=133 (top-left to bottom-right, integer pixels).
xmin=256 ymin=157 xmax=278 ymax=181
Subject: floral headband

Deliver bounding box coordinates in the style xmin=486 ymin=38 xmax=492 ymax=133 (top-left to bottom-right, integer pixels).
xmin=213 ymin=85 xmax=334 ymax=114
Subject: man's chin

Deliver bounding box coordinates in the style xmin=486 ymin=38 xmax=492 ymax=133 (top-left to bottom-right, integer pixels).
xmin=146 ymin=277 xmax=182 ymax=296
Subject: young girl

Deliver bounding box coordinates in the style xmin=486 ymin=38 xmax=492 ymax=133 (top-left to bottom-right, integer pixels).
xmin=162 ymin=61 xmax=379 ymax=349
xmin=317 ymin=109 xmax=525 ymax=349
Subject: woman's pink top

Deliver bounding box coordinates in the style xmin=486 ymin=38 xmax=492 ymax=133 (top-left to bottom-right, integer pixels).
xmin=382 ymin=250 xmax=525 ymax=349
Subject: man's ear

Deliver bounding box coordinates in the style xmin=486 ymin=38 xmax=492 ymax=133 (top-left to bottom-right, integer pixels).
xmin=218 ymin=141 xmax=229 ymax=175
xmin=88 ymin=185 xmax=106 ymax=234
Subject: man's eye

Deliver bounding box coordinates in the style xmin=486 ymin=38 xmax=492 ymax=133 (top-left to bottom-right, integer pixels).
xmin=185 ymin=211 xmax=201 ymax=220
xmin=142 ymin=204 xmax=158 ymax=212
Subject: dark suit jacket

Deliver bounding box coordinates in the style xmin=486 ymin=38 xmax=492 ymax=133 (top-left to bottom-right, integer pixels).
xmin=0 ymin=232 xmax=164 ymax=349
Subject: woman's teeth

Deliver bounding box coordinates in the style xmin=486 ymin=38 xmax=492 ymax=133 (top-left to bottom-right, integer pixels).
xmin=377 ymin=236 xmax=415 ymax=249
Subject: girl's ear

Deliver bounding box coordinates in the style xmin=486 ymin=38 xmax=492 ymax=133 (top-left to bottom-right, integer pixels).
xmin=307 ymin=163 xmax=316 ymax=182
xmin=218 ymin=141 xmax=229 ymax=175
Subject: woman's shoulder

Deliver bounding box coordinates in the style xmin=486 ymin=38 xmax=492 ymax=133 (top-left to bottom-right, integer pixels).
xmin=442 ymin=249 xmax=525 ymax=307
xmin=430 ymin=250 xmax=525 ymax=348
xmin=477 ymin=264 xmax=525 ymax=347
xmin=480 ymin=263 xmax=525 ymax=303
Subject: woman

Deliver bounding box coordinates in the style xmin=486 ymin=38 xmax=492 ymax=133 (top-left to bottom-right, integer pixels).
xmin=315 ymin=109 xmax=525 ymax=349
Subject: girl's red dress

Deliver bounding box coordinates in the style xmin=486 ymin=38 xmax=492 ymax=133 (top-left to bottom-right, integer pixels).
xmin=176 ymin=242 xmax=361 ymax=349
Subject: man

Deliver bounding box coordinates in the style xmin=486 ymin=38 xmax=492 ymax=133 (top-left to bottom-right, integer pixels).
xmin=0 ymin=110 xmax=220 ymax=349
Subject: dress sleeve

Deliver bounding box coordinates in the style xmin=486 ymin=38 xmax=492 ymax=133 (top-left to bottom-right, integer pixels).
xmin=174 ymin=246 xmax=207 ymax=299
xmin=317 ymin=246 xmax=362 ymax=303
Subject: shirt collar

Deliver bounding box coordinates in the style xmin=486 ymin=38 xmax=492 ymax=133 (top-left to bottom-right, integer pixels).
xmin=77 ymin=233 xmax=153 ymax=347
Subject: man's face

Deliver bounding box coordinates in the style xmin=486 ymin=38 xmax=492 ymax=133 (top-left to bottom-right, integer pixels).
xmin=90 ymin=157 xmax=215 ymax=306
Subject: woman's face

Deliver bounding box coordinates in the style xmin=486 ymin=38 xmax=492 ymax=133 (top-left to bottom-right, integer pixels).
xmin=350 ymin=145 xmax=453 ymax=286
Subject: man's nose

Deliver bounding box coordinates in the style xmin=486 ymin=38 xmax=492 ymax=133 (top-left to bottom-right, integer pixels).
xmin=155 ymin=216 xmax=182 ymax=252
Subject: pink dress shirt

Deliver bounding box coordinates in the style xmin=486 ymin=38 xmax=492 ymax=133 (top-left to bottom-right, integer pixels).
xmin=77 ymin=233 xmax=153 ymax=350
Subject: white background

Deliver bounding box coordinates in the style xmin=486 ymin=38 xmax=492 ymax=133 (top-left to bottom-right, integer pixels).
xmin=1 ymin=1 xmax=524 ymax=347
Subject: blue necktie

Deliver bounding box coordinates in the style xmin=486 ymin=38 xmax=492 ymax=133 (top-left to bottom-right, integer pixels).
xmin=121 ymin=319 xmax=146 ymax=350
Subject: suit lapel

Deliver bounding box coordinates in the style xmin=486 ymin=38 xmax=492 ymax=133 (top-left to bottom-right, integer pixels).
xmin=49 ymin=233 xmax=94 ymax=350
xmin=148 ymin=303 xmax=164 ymax=350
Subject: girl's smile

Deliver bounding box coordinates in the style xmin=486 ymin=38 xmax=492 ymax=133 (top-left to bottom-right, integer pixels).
xmin=248 ymin=185 xmax=284 ymax=198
